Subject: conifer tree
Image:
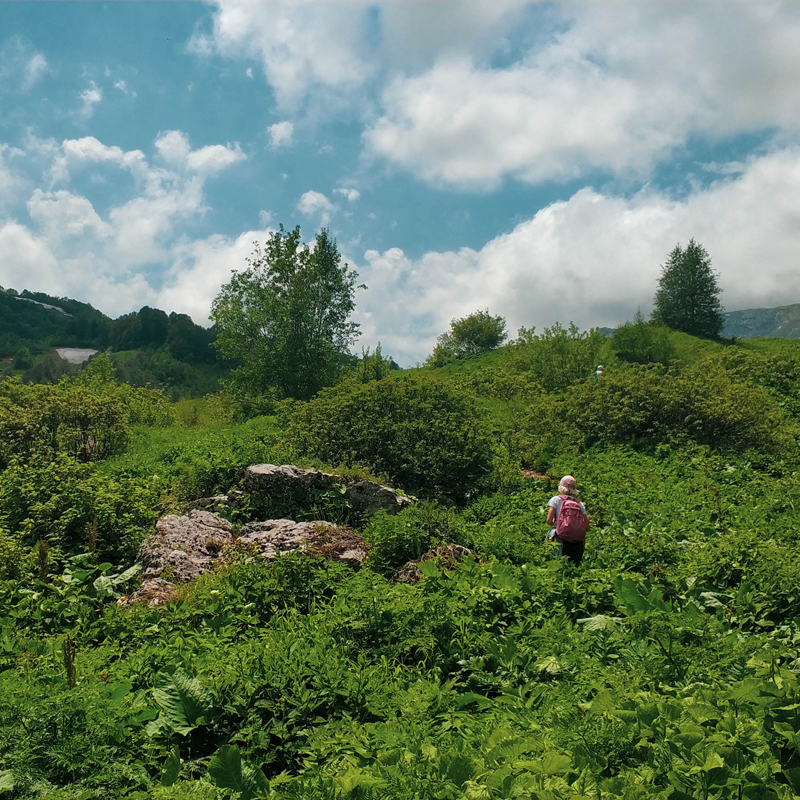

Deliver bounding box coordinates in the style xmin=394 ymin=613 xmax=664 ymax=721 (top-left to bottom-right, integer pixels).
xmin=652 ymin=239 xmax=724 ymax=338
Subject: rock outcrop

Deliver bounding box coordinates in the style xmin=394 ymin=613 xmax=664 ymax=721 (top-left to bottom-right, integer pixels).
xmin=139 ymin=510 xmax=235 ymax=582
xmin=240 ymin=519 xmax=368 ymax=563
xmin=122 ymin=464 xmax=406 ymax=607
xmin=244 ymin=464 xmax=411 ymax=516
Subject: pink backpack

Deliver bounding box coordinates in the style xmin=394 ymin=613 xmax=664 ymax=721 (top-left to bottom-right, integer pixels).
xmin=555 ymin=496 xmax=589 ymax=543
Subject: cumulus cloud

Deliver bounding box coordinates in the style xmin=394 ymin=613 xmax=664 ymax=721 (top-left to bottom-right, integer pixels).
xmin=0 ymin=130 xmax=249 ymax=317
xmin=365 ymin=4 xmax=800 ymax=189
xmin=189 ymin=1 xmax=370 ymax=109
xmin=354 ymin=147 xmax=800 ymax=365
xmin=155 ymin=130 xmax=244 ymax=176
xmin=335 ymin=187 xmax=360 ymax=202
xmin=267 ymin=121 xmax=294 ymax=149
xmin=189 ymin=1 xmax=534 ymax=113
xmin=297 ymin=190 xmax=335 ymax=225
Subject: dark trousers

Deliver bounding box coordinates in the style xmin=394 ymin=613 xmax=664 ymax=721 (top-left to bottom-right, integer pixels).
xmin=556 ymin=538 xmax=585 ymax=566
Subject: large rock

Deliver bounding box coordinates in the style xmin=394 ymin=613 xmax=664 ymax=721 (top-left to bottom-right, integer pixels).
xmin=243 ymin=464 xmax=411 ymax=516
xmin=240 ymin=519 xmax=369 ymax=563
xmin=134 ymin=511 xmax=369 ymax=587
xmin=138 ymin=510 xmax=235 ymax=582
xmin=243 ymin=464 xmax=336 ymax=493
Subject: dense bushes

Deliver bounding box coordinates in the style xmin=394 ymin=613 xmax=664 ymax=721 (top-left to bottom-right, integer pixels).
xmin=510 ymin=363 xmax=796 ymax=466
xmin=610 ymin=311 xmax=674 ymax=365
xmin=284 ymin=374 xmax=492 ymax=502
xmin=510 ymin=323 xmax=607 ymax=391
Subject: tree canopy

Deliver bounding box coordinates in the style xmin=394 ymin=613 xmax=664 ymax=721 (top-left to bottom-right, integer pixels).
xmin=211 ymin=225 xmax=361 ymax=400
xmin=427 ymin=309 xmax=507 ymax=366
xmin=652 ymin=239 xmax=724 ymax=338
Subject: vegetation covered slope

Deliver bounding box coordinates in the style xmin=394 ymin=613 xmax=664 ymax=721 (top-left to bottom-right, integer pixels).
xmin=1 ymin=330 xmax=800 ymax=799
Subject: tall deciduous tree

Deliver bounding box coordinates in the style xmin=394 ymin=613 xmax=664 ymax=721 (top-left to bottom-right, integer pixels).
xmin=652 ymin=239 xmax=724 ymax=338
xmin=211 ymin=225 xmax=361 ymax=400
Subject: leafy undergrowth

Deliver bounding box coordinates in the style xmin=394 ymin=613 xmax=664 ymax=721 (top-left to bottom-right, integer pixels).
xmin=3 ymin=334 xmax=800 ymax=798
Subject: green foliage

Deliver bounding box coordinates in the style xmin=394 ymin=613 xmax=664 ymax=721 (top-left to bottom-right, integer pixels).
xmin=284 ymin=374 xmax=492 ymax=502
xmin=611 ymin=310 xmax=675 ymax=365
xmin=12 ymin=346 xmax=33 ymax=370
xmin=0 ymin=452 xmax=161 ymax=560
xmin=652 ymin=239 xmax=724 ymax=338
xmin=510 ymin=362 xmax=796 ymax=463
xmin=0 ymin=377 xmax=132 ymax=467
xmin=354 ymin=344 xmax=395 ymax=384
xmin=3 ymin=325 xmax=800 ymax=800
xmin=511 ymin=323 xmax=608 ymax=392
xmin=212 ymin=225 xmax=361 ymax=400
xmin=427 ymin=310 xmax=507 ymax=366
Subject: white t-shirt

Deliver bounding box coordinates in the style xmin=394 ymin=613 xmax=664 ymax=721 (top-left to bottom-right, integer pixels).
xmin=547 ymin=494 xmax=586 ymax=539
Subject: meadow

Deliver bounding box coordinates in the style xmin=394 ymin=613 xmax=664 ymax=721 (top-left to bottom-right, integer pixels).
xmin=1 ymin=330 xmax=800 ymax=799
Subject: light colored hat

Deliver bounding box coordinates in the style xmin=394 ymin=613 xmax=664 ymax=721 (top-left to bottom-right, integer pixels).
xmin=596 ymin=365 xmax=604 ymax=370
xmin=560 ymin=475 xmax=576 ymax=489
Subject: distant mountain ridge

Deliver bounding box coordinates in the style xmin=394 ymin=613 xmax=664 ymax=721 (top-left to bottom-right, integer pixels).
xmin=722 ymin=303 xmax=800 ymax=339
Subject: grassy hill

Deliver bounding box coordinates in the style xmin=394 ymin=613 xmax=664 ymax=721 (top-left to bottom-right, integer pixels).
xmin=1 ymin=325 xmax=800 ymax=798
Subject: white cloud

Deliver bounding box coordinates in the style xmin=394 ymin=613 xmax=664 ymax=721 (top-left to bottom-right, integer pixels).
xmin=193 ymin=1 xmax=529 ymax=108
xmin=365 ymin=4 xmax=800 ymax=189
xmin=157 ymin=225 xmax=272 ymax=324
xmin=0 ymin=130 xmax=250 ymax=318
xmin=190 ymin=1 xmax=370 ymax=109
xmin=155 ymin=130 xmax=245 ymax=177
xmin=113 ymin=79 xmax=135 ymax=97
xmin=27 ymin=189 xmax=110 ymax=242
xmin=186 ymin=142 xmax=245 ymax=177
xmin=297 ymin=190 xmax=335 ymax=225
xmin=22 ymin=52 xmax=47 ymax=91
xmin=79 ymin=81 xmax=103 ymax=119
xmin=334 ymin=187 xmax=360 ymax=202
xmin=155 ymin=130 xmax=191 ymax=166
xmin=354 ymin=147 xmax=800 ymax=365
xmin=267 ymin=121 xmax=294 ymax=149
xmin=0 ymin=36 xmax=48 ymax=93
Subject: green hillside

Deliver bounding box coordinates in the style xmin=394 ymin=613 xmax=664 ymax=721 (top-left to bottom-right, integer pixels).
xmin=723 ymin=302 xmax=800 ymax=339
xmin=2 ymin=327 xmax=800 ymax=799
xmin=0 ymin=286 xmax=226 ymax=398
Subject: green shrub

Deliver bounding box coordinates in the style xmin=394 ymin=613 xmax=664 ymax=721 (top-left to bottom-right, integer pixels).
xmin=511 ymin=364 xmax=796 ymax=461
xmin=0 ymin=378 xmax=132 ymax=467
xmin=510 ymin=322 xmax=607 ymax=392
xmin=0 ymin=453 xmax=161 ymax=562
xmin=611 ymin=311 xmax=675 ymax=365
xmin=284 ymin=374 xmax=492 ymax=502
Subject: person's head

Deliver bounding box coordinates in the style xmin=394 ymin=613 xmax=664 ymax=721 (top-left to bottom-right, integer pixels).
xmin=558 ymin=475 xmax=578 ymax=496
xmin=596 ymin=365 xmax=604 ymax=371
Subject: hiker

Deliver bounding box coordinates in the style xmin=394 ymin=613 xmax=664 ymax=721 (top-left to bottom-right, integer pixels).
xmin=546 ymin=475 xmax=588 ymax=566
xmin=593 ymin=364 xmax=604 ymax=383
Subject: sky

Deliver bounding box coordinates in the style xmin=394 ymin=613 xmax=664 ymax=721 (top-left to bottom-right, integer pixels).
xmin=1 ymin=2 xmax=800 ymax=366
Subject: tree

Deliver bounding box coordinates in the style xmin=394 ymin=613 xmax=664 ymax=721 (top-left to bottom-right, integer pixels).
xmin=211 ymin=225 xmax=361 ymax=400
xmin=652 ymin=239 xmax=724 ymax=338
xmin=426 ymin=309 xmax=507 ymax=366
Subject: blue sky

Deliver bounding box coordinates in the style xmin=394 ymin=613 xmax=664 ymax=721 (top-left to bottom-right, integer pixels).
xmin=1 ymin=2 xmax=800 ymax=365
